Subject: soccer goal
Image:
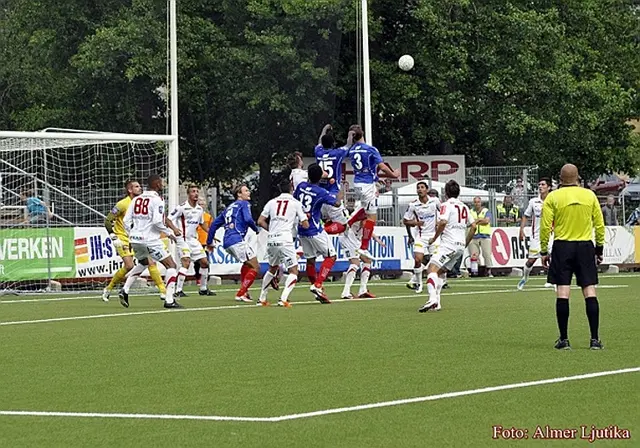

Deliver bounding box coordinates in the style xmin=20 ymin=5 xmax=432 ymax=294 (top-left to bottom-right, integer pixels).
xmin=0 ymin=130 xmax=178 ymax=294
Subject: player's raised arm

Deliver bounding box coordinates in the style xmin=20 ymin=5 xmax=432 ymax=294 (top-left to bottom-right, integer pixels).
xmin=377 ymin=161 xmax=401 ymax=179
xmin=318 ymin=124 xmax=332 ymax=145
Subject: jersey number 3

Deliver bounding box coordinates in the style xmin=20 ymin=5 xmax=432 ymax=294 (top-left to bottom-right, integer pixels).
xmin=133 ymin=198 xmax=150 ymax=215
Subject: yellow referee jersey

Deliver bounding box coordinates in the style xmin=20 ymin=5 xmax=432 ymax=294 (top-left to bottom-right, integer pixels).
xmin=540 ymin=186 xmax=605 ymax=251
xmin=110 ymin=196 xmax=132 ymax=244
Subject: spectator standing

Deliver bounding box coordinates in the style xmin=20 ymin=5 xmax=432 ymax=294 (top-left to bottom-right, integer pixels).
xmin=497 ymin=195 xmax=520 ymax=226
xmin=469 ymin=196 xmax=493 ymax=277
xmin=511 ymin=176 xmax=527 ymax=210
xmin=601 ymin=195 xmax=618 ymax=226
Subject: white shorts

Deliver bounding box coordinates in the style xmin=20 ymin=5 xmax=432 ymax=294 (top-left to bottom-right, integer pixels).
xmin=413 ymin=236 xmax=438 ymax=256
xmin=176 ymin=237 xmax=207 ymax=262
xmin=131 ymin=240 xmax=170 ymax=263
xmin=353 ymin=182 xmax=378 ymax=214
xmin=527 ymin=238 xmax=541 ymax=259
xmin=321 ymin=203 xmax=348 ymax=224
xmin=339 ymin=232 xmax=360 ymax=260
xmin=225 ymin=241 xmax=256 ymax=263
xmin=430 ymin=245 xmax=464 ymax=271
xmin=300 ymin=232 xmax=337 ymax=259
xmin=266 ymin=239 xmax=297 ymax=270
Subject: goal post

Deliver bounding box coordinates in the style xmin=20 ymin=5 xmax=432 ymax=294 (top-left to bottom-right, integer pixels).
xmin=0 ymin=131 xmax=178 ymax=293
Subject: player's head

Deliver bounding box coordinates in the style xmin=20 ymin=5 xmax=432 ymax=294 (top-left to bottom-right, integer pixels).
xmin=538 ymin=178 xmax=551 ymax=195
xmin=472 ymin=196 xmax=482 ymax=209
xmin=288 ymin=151 xmax=304 ymax=170
xmin=428 ymin=188 xmax=439 ymax=198
xmin=308 ymin=163 xmax=324 ymax=184
xmin=445 ymin=180 xmax=460 ymax=199
xmin=416 ymin=181 xmax=428 ymax=199
xmin=321 ymin=134 xmax=335 ymax=149
xmin=147 ymin=174 xmax=164 ymax=192
xmin=349 ymin=124 xmax=365 ymax=142
xmin=186 ymin=184 xmax=199 ymax=202
xmin=233 ymin=184 xmax=251 ymax=201
xmin=279 ymin=178 xmax=293 ymax=194
xmin=125 ymin=179 xmax=142 ymax=197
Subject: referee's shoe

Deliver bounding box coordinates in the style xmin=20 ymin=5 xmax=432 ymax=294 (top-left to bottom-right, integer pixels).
xmin=539 ymin=164 xmax=605 ymax=350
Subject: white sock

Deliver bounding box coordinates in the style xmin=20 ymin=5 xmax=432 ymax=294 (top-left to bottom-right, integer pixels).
xmin=523 ymin=264 xmax=533 ymax=281
xmin=342 ymin=265 xmax=358 ymax=296
xmin=426 ymin=272 xmax=438 ymax=302
xmin=164 ymin=268 xmax=177 ymax=304
xmin=199 ymin=267 xmax=208 ymax=290
xmin=280 ymin=273 xmax=298 ymax=301
xmin=436 ymin=274 xmax=446 ymax=303
xmin=413 ymin=265 xmax=424 ymax=287
xmin=123 ymin=263 xmax=147 ymax=293
xmin=260 ymin=271 xmax=275 ymax=300
xmin=176 ymin=267 xmax=188 ymax=292
xmin=358 ymin=263 xmax=371 ymax=295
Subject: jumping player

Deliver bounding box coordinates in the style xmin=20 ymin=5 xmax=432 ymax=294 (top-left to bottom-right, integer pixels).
xmin=289 ymin=151 xmax=308 ymax=190
xmin=339 ymin=220 xmax=384 ymax=299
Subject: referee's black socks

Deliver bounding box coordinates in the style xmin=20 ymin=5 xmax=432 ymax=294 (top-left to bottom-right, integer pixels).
xmin=585 ymin=297 xmax=599 ymax=340
xmin=556 ymin=298 xmax=569 ymax=340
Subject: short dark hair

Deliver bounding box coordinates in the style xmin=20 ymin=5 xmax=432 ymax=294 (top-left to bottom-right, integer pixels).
xmin=417 ymin=181 xmax=428 ymax=190
xmin=279 ymin=179 xmax=292 ymax=194
xmin=288 ymin=151 xmax=303 ymax=169
xmin=428 ymin=189 xmax=439 ymax=197
xmin=321 ymin=134 xmax=334 ymax=149
xmin=147 ymin=174 xmax=162 ymax=189
xmin=308 ymin=163 xmax=324 ymax=184
xmin=232 ymin=184 xmax=247 ymax=199
xmin=444 ymin=180 xmax=460 ymax=199
xmin=124 ymin=179 xmax=137 ymax=190
xmin=539 ymin=177 xmax=551 ymax=187
xmin=349 ymin=124 xmax=364 ymax=141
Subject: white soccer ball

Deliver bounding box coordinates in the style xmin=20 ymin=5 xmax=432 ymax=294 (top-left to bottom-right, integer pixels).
xmin=398 ymin=54 xmax=414 ymax=71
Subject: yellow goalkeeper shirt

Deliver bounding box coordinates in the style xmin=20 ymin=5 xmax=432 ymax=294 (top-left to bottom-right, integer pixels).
xmin=540 ymin=186 xmax=605 ymax=251
xmin=111 ymin=196 xmax=132 ymax=244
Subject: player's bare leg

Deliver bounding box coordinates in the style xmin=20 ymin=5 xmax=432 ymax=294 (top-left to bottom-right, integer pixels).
xmin=197 ymin=257 xmax=216 ymax=296
xmin=103 ymin=255 xmax=134 ymax=302
xmin=236 ymin=257 xmax=259 ymax=302
xmin=176 ymin=257 xmax=191 ymax=297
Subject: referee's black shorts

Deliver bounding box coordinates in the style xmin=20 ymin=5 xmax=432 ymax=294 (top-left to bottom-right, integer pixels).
xmin=548 ymin=240 xmax=598 ymax=287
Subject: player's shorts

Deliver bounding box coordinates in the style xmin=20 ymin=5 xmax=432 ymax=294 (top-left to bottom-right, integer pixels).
xmin=266 ymin=239 xmax=297 ymax=270
xmin=430 ymin=245 xmax=464 ymax=271
xmin=339 ymin=231 xmax=360 ymax=260
xmin=225 ymin=241 xmax=256 ymax=263
xmin=353 ymin=182 xmax=378 ymax=214
xmin=527 ymin=238 xmax=542 ymax=259
xmin=548 ymin=240 xmax=598 ymax=287
xmin=131 ymin=240 xmax=170 ymax=263
xmin=116 ymin=243 xmax=134 ymax=259
xmin=413 ymin=236 xmax=438 ymax=256
xmin=321 ymin=202 xmax=348 ymax=224
xmin=300 ymin=231 xmax=337 ymax=259
xmin=176 ymin=237 xmax=207 ymax=262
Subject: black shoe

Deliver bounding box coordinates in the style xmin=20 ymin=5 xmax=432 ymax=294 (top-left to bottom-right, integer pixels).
xmin=554 ymin=338 xmax=571 ymax=350
xmin=118 ymin=290 xmax=129 ymax=308
xmin=442 ymin=283 xmax=450 ymax=289
xmin=175 ymin=291 xmax=188 ymax=298
xmin=198 ymin=289 xmax=217 ymax=296
xmin=418 ymin=301 xmax=437 ymax=313
xmin=164 ymin=301 xmax=184 ymax=309
xmin=590 ymin=339 xmax=604 ymax=350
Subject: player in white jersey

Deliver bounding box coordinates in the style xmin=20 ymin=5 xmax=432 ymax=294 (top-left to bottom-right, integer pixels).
xmin=403 ymin=182 xmax=441 ymax=293
xmin=256 ymin=179 xmax=309 ymax=307
xmin=122 ymin=174 xmax=183 ymax=309
xmin=289 ymin=151 xmax=308 ymax=190
xmin=339 ymin=219 xmax=384 ymax=299
xmin=169 ymin=184 xmax=216 ymax=297
xmin=517 ymin=178 xmax=552 ymax=290
xmin=418 ymin=180 xmax=476 ymax=313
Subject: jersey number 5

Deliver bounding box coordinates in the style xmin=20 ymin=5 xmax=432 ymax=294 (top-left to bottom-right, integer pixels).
xmin=133 ymin=198 xmax=150 ymax=215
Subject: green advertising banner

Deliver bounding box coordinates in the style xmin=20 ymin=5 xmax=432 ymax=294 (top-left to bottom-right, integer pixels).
xmin=0 ymin=228 xmax=76 ymax=281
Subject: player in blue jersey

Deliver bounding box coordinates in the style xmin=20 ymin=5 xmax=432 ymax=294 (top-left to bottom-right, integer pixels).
xmin=346 ymin=124 xmax=400 ymax=259
xmin=294 ymin=163 xmax=343 ymax=303
xmin=207 ymin=185 xmax=260 ymax=303
xmin=314 ymin=124 xmax=352 ymax=235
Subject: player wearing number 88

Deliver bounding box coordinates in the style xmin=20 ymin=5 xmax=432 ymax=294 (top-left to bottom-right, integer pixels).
xmin=418 ymin=180 xmax=476 ymax=313
xmin=256 ymin=179 xmax=310 ymax=307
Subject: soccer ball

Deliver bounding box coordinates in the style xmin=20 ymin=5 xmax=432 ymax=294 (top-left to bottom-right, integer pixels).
xmin=398 ymin=55 xmax=414 ymax=71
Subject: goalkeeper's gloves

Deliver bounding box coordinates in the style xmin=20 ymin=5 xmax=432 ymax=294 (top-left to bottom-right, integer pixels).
xmin=110 ymin=234 xmax=123 ymax=249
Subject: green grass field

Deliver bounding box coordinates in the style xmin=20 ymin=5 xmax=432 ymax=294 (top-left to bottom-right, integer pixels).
xmin=0 ymin=274 xmax=638 ymax=447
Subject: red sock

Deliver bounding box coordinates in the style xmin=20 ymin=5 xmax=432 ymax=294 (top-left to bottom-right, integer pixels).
xmin=347 ymin=207 xmax=367 ymax=226
xmin=306 ymin=260 xmax=317 ymax=284
xmin=237 ymin=269 xmax=257 ymax=297
xmin=360 ymin=219 xmax=375 ymax=250
xmin=314 ymin=257 xmax=336 ymax=287
xmin=240 ymin=264 xmax=249 ymax=281
xmin=325 ymin=222 xmax=347 ymax=234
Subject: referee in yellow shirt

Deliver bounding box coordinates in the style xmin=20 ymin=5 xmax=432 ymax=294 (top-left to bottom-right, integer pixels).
xmin=540 ymin=164 xmax=605 ymax=350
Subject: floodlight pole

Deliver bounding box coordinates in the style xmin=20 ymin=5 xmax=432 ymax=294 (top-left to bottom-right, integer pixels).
xmin=362 ymin=0 xmax=372 ymax=146
xmin=168 ymin=0 xmax=179 ymax=212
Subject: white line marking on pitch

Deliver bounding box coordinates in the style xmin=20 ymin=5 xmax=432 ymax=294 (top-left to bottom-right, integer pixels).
xmin=0 ymin=367 xmax=637 ymax=422
xmin=0 ymin=285 xmax=627 ymax=327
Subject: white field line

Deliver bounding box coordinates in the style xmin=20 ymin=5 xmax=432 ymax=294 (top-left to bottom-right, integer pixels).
xmin=0 ymin=285 xmax=627 ymax=327
xmin=0 ymin=367 xmax=637 ymax=423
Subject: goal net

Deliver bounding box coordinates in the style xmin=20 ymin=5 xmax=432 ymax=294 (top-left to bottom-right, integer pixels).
xmin=0 ymin=131 xmax=175 ymax=294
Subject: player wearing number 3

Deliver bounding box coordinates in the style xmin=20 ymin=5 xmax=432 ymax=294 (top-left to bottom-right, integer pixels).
xmin=419 ymin=181 xmax=476 ymax=313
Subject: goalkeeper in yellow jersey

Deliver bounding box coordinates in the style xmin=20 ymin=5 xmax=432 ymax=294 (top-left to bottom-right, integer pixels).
xmin=102 ymin=180 xmax=168 ymax=302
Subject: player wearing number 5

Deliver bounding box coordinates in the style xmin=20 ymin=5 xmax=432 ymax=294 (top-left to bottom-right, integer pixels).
xmin=346 ymin=125 xmax=400 ymax=259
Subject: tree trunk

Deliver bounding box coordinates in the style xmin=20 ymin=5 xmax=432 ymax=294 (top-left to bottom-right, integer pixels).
xmin=257 ymin=151 xmax=273 ymax=218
